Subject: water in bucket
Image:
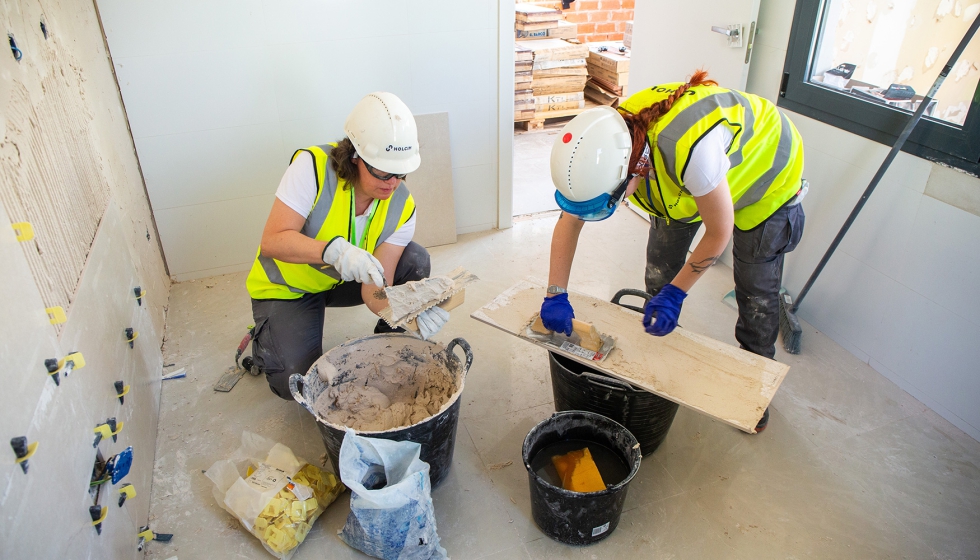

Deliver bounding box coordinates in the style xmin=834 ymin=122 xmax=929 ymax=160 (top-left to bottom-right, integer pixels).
xmin=530 ymin=439 xmax=631 ymax=492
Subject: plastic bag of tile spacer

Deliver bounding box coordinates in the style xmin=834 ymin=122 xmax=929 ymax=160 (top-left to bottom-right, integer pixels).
xmin=205 ymin=431 xmax=345 ymax=559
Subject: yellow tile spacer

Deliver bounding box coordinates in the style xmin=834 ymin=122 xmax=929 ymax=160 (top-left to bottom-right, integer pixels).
xmin=137 ymin=528 xmax=154 ymax=541
xmin=15 ymin=441 xmax=38 ymax=463
xmin=93 ymin=424 xmax=112 ymax=439
xmin=12 ymin=222 xmax=34 ymax=242
xmin=91 ymin=506 xmax=108 ymax=525
xmin=58 ymin=352 xmax=86 ymax=370
xmin=46 ymin=306 xmax=67 ymax=325
xmin=116 ymin=385 xmax=130 ymax=398
xmin=119 ymin=484 xmax=136 ymax=499
xmin=126 ymin=331 xmax=139 ymax=342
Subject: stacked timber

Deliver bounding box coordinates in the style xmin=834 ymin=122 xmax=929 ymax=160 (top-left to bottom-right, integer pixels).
xmin=515 ymin=5 xmax=560 ymax=34
xmin=585 ymin=42 xmax=630 ymax=107
xmin=515 ymin=43 xmax=534 ymax=121
xmin=521 ymin=39 xmax=589 ymax=123
xmin=516 ymin=19 xmax=577 ymax=41
xmin=624 ymin=21 xmax=633 ymax=48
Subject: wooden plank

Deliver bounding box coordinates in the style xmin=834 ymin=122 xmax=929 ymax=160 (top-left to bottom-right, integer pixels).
xmin=471 ymin=280 xmax=790 ymax=433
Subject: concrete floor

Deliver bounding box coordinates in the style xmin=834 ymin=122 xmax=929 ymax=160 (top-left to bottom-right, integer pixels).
xmin=146 ymin=210 xmax=980 ymax=560
xmin=512 ymin=127 xmax=561 ymax=217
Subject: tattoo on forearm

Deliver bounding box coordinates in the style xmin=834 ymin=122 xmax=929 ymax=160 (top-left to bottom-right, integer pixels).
xmin=688 ymin=255 xmax=721 ymax=274
xmin=373 ymin=289 xmax=388 ymax=300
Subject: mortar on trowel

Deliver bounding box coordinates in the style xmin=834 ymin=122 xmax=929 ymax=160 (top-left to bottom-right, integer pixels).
xmin=379 ymin=267 xmax=478 ymax=334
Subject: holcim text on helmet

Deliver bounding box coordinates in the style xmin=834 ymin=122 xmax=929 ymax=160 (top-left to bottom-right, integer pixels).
xmin=386 ymin=145 xmax=412 ymax=152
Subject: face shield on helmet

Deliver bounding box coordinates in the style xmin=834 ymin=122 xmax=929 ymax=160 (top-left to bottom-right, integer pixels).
xmin=551 ymin=106 xmax=635 ymax=221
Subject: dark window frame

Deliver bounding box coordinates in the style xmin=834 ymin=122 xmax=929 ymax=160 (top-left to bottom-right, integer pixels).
xmin=777 ymin=0 xmax=980 ymax=173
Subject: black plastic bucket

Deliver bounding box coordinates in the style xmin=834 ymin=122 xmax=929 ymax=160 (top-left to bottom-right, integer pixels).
xmin=523 ymin=411 xmax=641 ymax=545
xmin=289 ymin=334 xmax=473 ymax=488
xmin=547 ymin=289 xmax=680 ymax=456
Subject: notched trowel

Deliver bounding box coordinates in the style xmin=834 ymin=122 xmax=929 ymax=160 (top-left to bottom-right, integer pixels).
xmin=524 ymin=314 xmax=616 ymax=362
xmin=380 ymin=267 xmax=478 ymax=335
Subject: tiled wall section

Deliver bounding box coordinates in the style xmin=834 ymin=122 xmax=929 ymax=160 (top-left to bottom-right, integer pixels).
xmin=97 ymin=0 xmax=500 ymax=280
xmin=748 ymin=0 xmax=980 ymax=441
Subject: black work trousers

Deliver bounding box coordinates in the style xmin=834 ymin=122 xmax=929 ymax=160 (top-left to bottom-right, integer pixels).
xmin=250 ymin=241 xmax=431 ymax=400
xmin=644 ymin=203 xmax=805 ymax=359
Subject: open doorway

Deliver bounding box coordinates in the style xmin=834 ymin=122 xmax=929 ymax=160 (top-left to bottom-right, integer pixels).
xmin=510 ymin=1 xmax=636 ymax=218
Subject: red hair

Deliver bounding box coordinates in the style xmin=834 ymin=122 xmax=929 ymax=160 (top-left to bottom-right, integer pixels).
xmin=618 ymin=69 xmax=718 ymax=176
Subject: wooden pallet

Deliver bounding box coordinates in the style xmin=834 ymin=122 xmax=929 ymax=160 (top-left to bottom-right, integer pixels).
xmin=515 ymin=99 xmax=599 ymax=131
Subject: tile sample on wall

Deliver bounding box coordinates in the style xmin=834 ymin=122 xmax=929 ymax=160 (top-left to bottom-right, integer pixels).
xmin=407 ymin=113 xmax=457 ymax=248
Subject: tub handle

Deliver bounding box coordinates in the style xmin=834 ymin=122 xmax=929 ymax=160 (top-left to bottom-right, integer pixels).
xmin=611 ymin=288 xmax=652 ymax=313
xmin=288 ymin=373 xmax=315 ymax=415
xmin=577 ymin=370 xmax=638 ymax=392
xmin=446 ymin=338 xmax=474 ymax=373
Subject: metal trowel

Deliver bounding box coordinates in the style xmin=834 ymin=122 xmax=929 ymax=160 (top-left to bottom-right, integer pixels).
xmin=380 ymin=267 xmax=478 ymax=335
xmin=524 ymin=314 xmax=616 ymax=362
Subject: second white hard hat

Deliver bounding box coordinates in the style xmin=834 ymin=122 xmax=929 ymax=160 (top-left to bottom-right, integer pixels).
xmin=344 ymin=92 xmax=421 ymax=175
xmin=551 ymin=106 xmax=633 ymax=203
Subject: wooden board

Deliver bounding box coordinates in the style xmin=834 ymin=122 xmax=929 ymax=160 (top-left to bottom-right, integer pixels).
xmin=470 ymin=280 xmax=790 ymax=433
xmin=405 ymin=113 xmax=456 ymax=247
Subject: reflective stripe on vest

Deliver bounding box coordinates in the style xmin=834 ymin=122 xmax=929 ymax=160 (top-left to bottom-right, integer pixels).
xmin=246 ymin=144 xmax=416 ymax=300
xmin=622 ymin=84 xmax=804 ymax=230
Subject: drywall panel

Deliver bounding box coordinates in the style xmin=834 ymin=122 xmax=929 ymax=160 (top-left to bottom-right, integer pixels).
xmin=135 ymin=122 xmax=286 ymax=210
xmin=154 ymin=194 xmax=274 ymax=281
xmin=408 ymin=113 xmax=457 ymax=248
xmin=98 ymin=0 xmax=502 ymax=278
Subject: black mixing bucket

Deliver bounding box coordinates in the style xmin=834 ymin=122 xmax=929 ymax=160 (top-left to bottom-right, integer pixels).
xmin=548 ymin=289 xmax=680 ymax=455
xmin=523 ymin=411 xmax=641 ymax=545
xmin=289 ymin=334 xmax=473 ymax=487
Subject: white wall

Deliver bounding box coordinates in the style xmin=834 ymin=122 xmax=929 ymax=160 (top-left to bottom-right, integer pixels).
xmin=97 ymin=0 xmax=503 ymax=281
xmin=747 ymin=0 xmax=980 ymax=441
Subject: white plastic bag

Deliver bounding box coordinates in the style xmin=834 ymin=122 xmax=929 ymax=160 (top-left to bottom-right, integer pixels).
xmin=205 ymin=432 xmax=345 ymax=559
xmin=338 ymin=429 xmax=448 ymax=560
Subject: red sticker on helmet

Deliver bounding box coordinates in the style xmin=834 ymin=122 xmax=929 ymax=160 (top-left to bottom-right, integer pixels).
xmin=562 ymin=133 xmax=572 ymax=143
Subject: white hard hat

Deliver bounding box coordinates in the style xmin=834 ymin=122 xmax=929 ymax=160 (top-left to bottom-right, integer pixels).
xmin=550 ymin=107 xmax=634 ymax=220
xmin=344 ymin=92 xmax=421 ymax=175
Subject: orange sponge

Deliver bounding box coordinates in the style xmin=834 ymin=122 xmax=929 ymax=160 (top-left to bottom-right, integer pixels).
xmin=551 ymin=447 xmax=606 ymax=493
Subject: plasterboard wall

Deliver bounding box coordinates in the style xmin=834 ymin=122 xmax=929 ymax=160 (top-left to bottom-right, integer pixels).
xmin=96 ymin=0 xmax=502 ymax=281
xmin=747 ymin=0 xmax=980 ymax=441
xmin=0 ymin=0 xmax=170 ymax=555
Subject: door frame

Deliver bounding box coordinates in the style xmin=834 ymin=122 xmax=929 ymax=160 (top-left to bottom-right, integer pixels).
xmin=497 ymin=0 xmax=516 ymax=230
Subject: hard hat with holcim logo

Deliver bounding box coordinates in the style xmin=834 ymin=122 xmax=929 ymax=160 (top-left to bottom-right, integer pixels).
xmin=550 ymin=106 xmax=635 ymax=221
xmin=344 ymin=92 xmax=421 ymax=175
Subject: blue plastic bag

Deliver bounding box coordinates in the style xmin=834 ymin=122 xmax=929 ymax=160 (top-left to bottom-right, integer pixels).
xmin=338 ymin=430 xmax=448 ymax=560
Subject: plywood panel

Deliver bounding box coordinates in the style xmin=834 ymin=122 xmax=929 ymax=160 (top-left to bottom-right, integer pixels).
xmin=407 ymin=112 xmax=457 ymax=248
xmin=471 ymin=280 xmax=790 ymax=433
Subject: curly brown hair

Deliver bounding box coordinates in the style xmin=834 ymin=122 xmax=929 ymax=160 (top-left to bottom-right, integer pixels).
xmin=618 ymin=69 xmax=718 ymax=176
xmin=329 ymin=138 xmax=359 ymax=190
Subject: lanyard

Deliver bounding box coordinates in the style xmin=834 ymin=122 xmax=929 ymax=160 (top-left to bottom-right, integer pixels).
xmin=350 ymin=198 xmax=379 ymax=249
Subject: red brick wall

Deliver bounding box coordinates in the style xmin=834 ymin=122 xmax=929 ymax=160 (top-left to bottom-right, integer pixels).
xmin=523 ymin=0 xmax=634 ymax=43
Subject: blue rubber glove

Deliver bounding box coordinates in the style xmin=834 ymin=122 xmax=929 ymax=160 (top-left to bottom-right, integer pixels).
xmin=540 ymin=293 xmax=575 ymax=336
xmin=642 ymin=284 xmax=687 ymax=336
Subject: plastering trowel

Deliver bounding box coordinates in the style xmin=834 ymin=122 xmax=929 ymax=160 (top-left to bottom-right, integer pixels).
xmin=524 ymin=314 xmax=616 ymax=362
xmin=380 ymin=267 xmax=478 ymax=335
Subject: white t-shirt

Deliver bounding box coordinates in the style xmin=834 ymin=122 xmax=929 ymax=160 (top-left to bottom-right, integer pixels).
xmin=275 ymin=151 xmax=415 ymax=247
xmin=682 ymin=126 xmax=734 ymax=197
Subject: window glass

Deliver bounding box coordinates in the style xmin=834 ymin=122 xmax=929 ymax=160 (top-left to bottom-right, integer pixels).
xmin=807 ymin=0 xmax=980 ymax=126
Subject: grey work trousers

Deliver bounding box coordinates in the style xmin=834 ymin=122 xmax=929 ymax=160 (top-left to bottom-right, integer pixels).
xmin=644 ymin=202 xmax=805 ymax=359
xmin=250 ymin=241 xmax=431 ymax=400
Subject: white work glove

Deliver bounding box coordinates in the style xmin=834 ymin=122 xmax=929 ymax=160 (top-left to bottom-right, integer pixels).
xmin=416 ymin=307 xmax=450 ymax=340
xmin=322 ymin=238 xmax=385 ymax=286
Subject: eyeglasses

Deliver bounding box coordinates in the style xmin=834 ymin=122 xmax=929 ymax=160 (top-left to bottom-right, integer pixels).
xmin=363 ymin=160 xmax=406 ymax=182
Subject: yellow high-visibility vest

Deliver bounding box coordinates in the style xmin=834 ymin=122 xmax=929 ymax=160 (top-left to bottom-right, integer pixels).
xmin=246 ymin=144 xmax=416 ymax=300
xmin=620 ymin=83 xmax=804 ymax=230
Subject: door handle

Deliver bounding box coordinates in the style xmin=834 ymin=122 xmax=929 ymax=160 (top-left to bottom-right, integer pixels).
xmin=711 ymin=24 xmax=743 ymax=47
